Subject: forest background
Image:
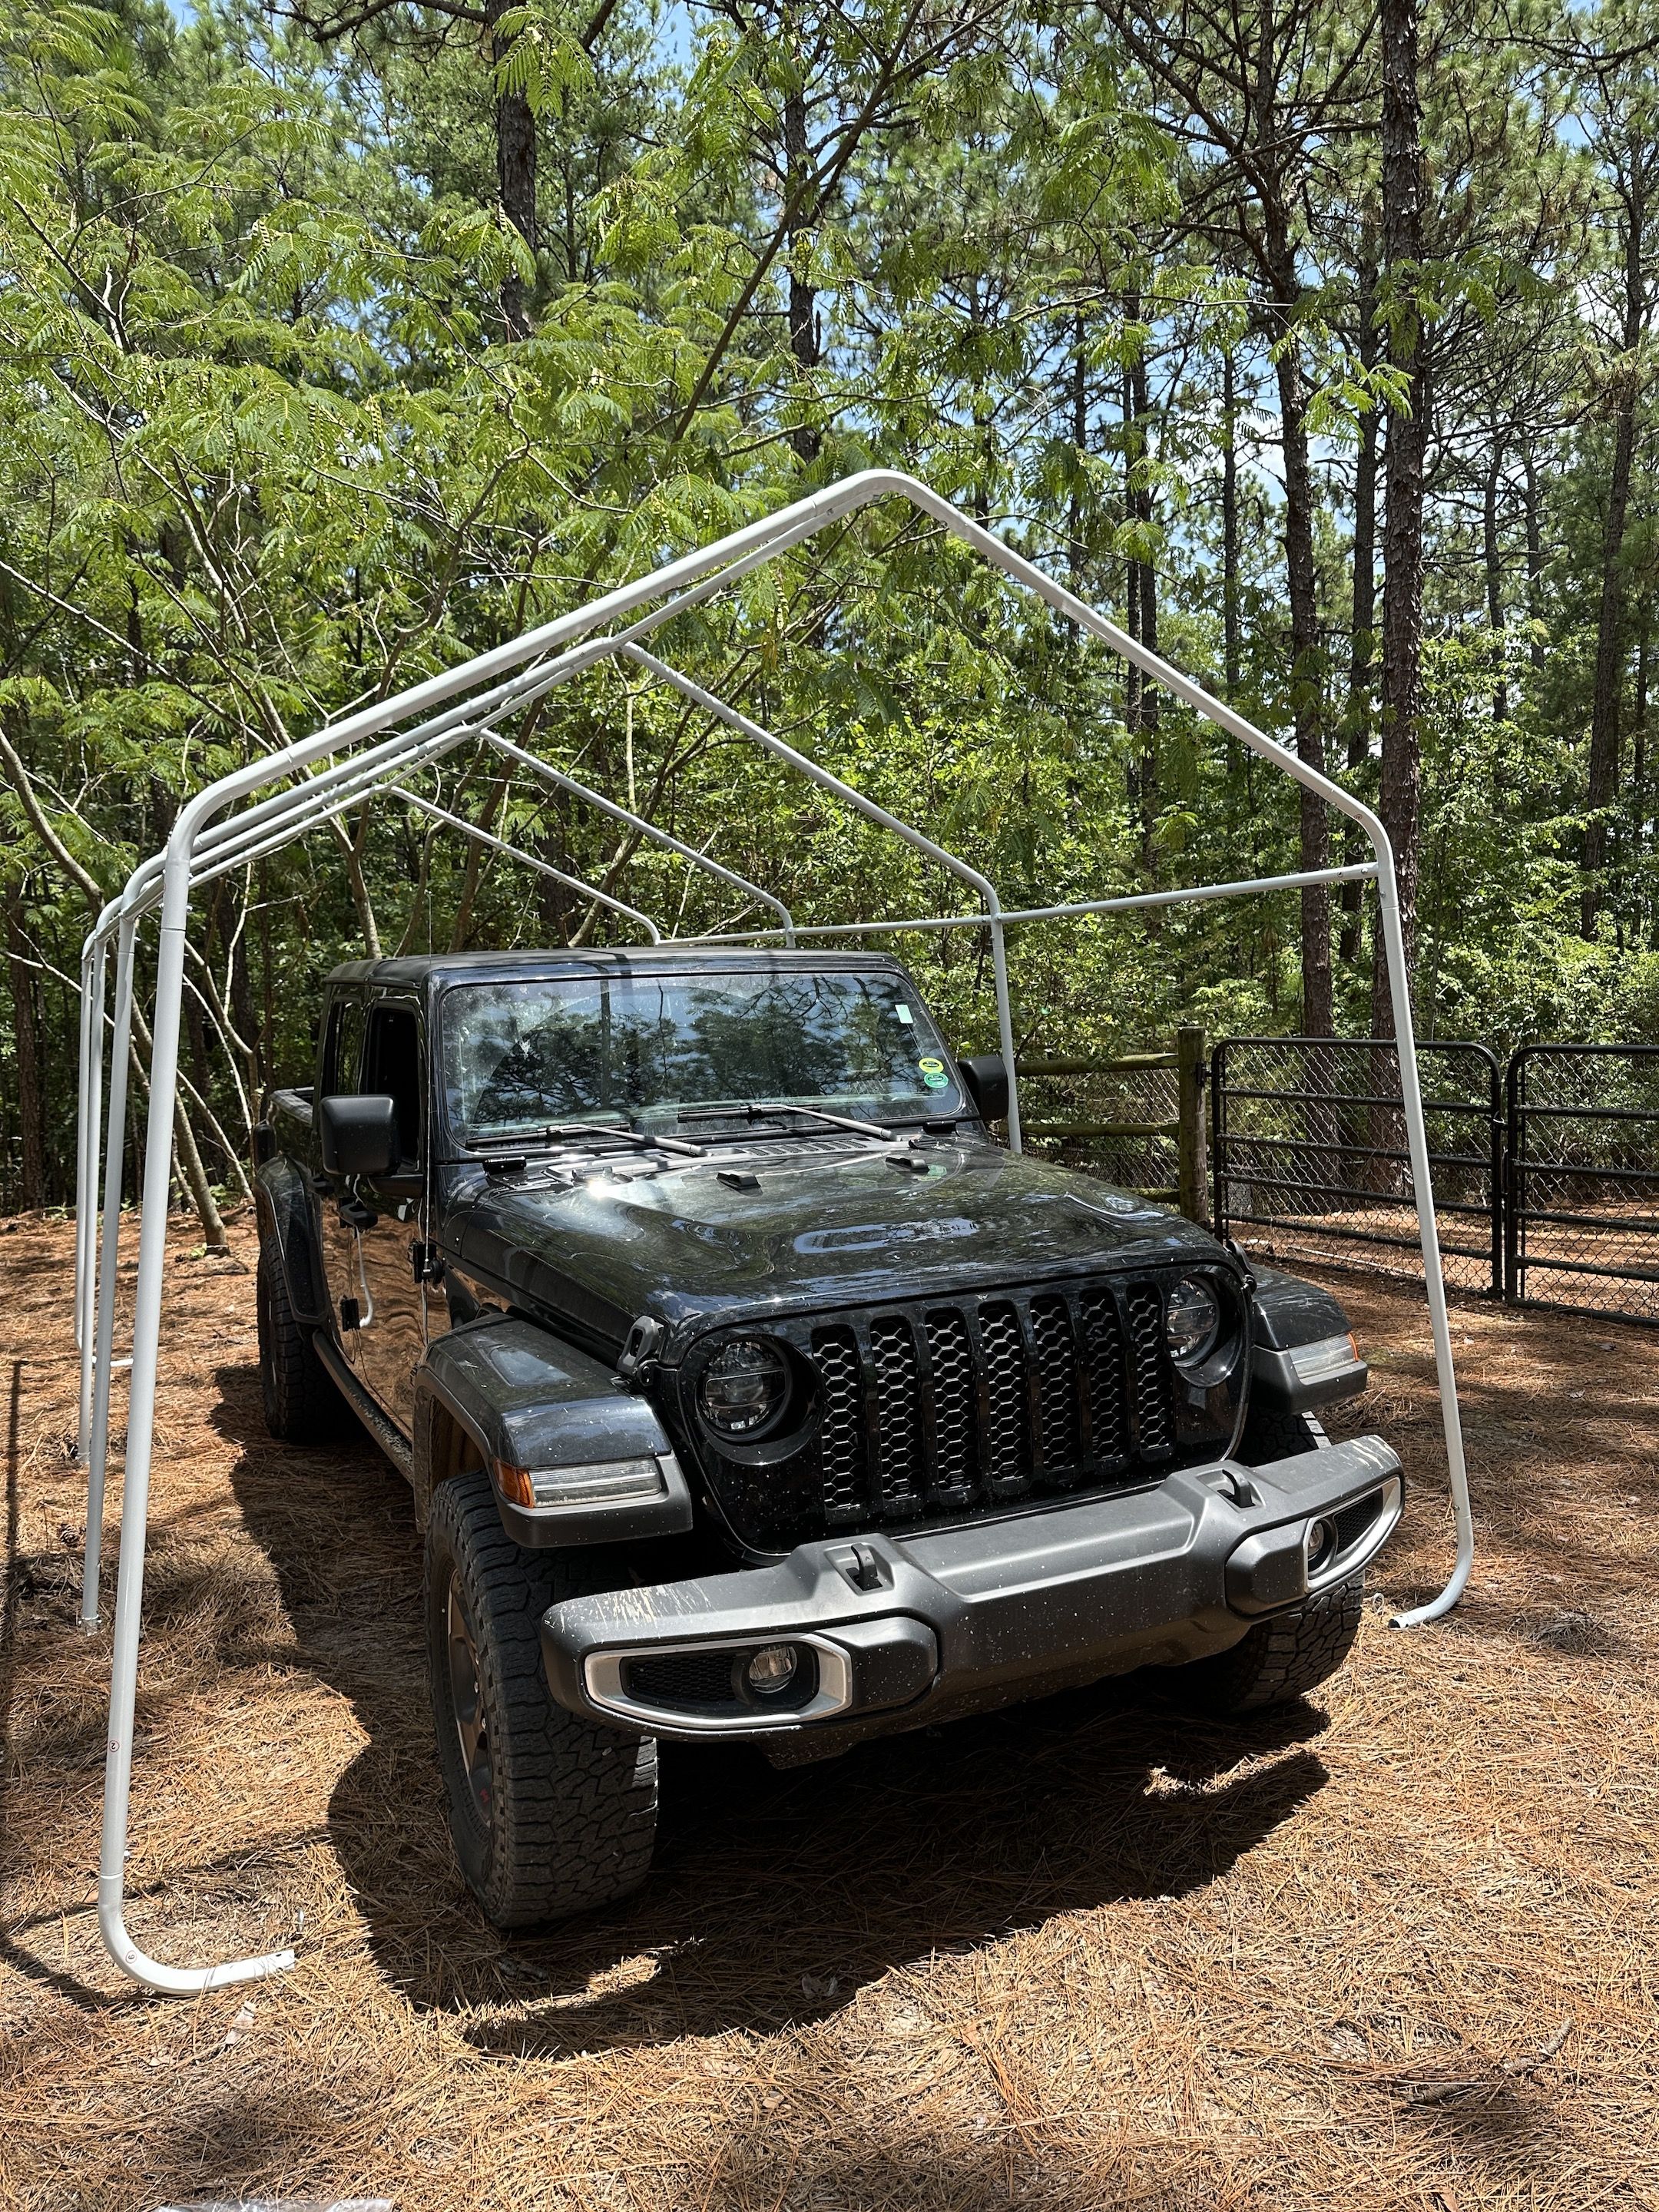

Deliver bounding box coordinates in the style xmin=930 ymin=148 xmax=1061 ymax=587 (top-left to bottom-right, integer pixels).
xmin=2 ymin=0 xmax=1656 ymax=1240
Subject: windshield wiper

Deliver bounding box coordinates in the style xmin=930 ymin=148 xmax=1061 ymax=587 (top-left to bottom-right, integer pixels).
xmin=541 ymin=1120 xmax=705 ymax=1157
xmin=678 ymin=1101 xmax=903 ymax=1144
xmin=466 ymin=1119 xmax=704 ymax=1160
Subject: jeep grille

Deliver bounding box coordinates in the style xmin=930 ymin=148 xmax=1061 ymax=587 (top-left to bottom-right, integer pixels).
xmin=680 ymin=1270 xmax=1240 ymax=1555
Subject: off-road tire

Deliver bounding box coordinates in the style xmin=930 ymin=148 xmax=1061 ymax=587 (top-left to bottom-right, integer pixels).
xmin=256 ymin=1233 xmax=351 ymax=1443
xmin=424 ymin=1472 xmax=657 ymax=1929
xmin=1175 ymin=1574 xmax=1365 ymax=1714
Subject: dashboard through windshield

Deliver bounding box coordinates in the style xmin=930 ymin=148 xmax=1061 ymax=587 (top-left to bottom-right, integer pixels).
xmin=440 ymin=967 xmax=965 ymax=1145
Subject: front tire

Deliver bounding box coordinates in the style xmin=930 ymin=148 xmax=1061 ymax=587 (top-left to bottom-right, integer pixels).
xmin=1174 ymin=1574 xmax=1365 ymax=1714
xmin=1174 ymin=1402 xmax=1363 ymax=1711
xmin=256 ymin=1234 xmax=351 ymax=1443
xmin=424 ymin=1472 xmax=657 ymax=1929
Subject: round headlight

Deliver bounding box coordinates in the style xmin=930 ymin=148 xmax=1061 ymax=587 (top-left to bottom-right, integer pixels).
xmin=1164 ymin=1274 xmax=1221 ymax=1366
xmin=697 ymin=1337 xmax=791 ymax=1439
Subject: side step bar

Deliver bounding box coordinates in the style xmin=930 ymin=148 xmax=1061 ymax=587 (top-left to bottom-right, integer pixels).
xmin=313 ymin=1333 xmax=414 ymax=1477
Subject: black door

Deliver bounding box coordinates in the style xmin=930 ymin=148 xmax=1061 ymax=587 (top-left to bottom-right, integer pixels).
xmin=316 ymin=990 xmax=369 ymax=1384
xmin=352 ymin=999 xmax=430 ymax=1429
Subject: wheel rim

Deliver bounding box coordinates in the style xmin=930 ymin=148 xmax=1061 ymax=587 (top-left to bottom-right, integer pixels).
xmin=445 ymin=1572 xmax=494 ymax=1828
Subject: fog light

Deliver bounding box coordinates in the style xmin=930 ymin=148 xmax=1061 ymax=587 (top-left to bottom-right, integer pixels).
xmin=1306 ymin=1518 xmax=1337 ymax=1575
xmin=746 ymin=1643 xmax=798 ymax=1694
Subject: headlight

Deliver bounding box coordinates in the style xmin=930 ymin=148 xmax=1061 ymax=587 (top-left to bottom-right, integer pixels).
xmin=697 ymin=1337 xmax=792 ymax=1439
xmin=1164 ymin=1274 xmax=1220 ymax=1366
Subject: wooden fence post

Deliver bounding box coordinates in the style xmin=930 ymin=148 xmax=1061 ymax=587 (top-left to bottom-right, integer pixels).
xmin=1177 ymin=1025 xmax=1208 ymax=1225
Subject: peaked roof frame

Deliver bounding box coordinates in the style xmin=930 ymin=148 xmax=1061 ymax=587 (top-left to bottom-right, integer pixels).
xmin=69 ymin=469 xmax=1474 ymax=1995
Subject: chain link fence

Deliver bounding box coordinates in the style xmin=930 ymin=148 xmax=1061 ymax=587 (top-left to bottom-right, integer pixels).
xmin=1017 ymin=1031 xmax=1207 ymax=1218
xmin=1211 ymin=1036 xmax=1504 ymax=1295
xmin=1507 ymin=1045 xmax=1659 ymax=1322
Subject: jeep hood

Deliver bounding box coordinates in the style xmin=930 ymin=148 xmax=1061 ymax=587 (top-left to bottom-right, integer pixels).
xmin=444 ymin=1136 xmax=1224 ymax=1355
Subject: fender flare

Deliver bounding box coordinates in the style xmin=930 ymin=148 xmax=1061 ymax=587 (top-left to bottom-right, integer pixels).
xmin=253 ymin=1157 xmax=328 ymax=1330
xmin=414 ymin=1314 xmax=694 ymax=1548
xmin=1249 ymin=1264 xmax=1369 ymax=1410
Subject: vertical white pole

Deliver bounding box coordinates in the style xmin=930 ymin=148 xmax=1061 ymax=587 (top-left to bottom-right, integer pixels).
xmin=81 ymin=916 xmax=137 ymax=1632
xmin=987 ymin=915 xmax=1022 ymax=1153
xmin=98 ymin=849 xmax=293 ymax=1992
xmin=73 ymin=947 xmax=91 ymax=1357
xmin=1372 ymin=843 xmax=1474 ymax=1625
xmin=75 ymin=935 xmax=106 ymax=1455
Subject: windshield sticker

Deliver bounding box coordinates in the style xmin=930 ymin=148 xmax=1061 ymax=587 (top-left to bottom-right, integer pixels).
xmin=896 ymin=1003 xmax=914 ymax=1025
xmin=917 ymin=1055 xmax=949 ymax=1090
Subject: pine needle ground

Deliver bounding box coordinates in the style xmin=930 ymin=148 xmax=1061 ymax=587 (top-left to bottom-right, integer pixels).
xmin=1 ymin=1214 xmax=1654 ymax=2211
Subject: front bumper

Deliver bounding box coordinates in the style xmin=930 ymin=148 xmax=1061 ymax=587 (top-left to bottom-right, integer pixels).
xmin=538 ymin=1435 xmax=1403 ymax=1753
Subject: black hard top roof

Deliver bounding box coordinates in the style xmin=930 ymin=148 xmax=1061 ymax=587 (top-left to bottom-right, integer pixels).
xmin=323 ymin=945 xmax=909 ymax=991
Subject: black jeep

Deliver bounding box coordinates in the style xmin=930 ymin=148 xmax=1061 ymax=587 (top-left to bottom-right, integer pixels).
xmin=254 ymin=949 xmax=1402 ymax=1927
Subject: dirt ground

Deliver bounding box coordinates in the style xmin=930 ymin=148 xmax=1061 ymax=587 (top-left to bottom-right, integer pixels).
xmin=2 ymin=1211 xmax=1657 ymax=2212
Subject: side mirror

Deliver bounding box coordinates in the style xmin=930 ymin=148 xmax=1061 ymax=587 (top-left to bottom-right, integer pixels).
xmin=320 ymin=1093 xmax=399 ymax=1178
xmin=959 ymin=1053 xmax=1010 ymax=1123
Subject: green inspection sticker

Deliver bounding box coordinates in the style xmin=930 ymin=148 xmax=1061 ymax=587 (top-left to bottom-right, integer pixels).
xmin=917 ymin=1056 xmax=949 ymax=1090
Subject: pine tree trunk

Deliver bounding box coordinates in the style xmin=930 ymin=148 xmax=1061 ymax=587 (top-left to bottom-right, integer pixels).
xmin=1267 ymin=278 xmax=1333 ymax=1038
xmin=1635 ymin=624 xmax=1649 ymax=866
xmin=1069 ymin=315 xmax=1088 ymax=601
xmin=1373 ymin=0 xmax=1427 ymax=1047
xmin=1122 ymin=346 xmax=1142 ymax=757
xmin=1131 ymin=339 xmax=1160 ymax=894
xmin=1341 ymin=264 xmax=1379 ymax=965
xmin=1222 ymin=350 xmax=1240 ymax=702
xmin=1583 ymin=354 xmax=1642 ymax=936
xmin=783 ymin=84 xmax=822 ymax=462
xmin=486 ymin=0 xmax=537 ymax=339
xmin=1483 ymin=435 xmax=1507 ymax=725
xmin=1522 ymin=447 xmax=1546 ymax=677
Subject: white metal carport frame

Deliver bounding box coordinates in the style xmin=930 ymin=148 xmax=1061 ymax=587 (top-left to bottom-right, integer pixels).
xmin=71 ymin=469 xmax=1475 ymax=1997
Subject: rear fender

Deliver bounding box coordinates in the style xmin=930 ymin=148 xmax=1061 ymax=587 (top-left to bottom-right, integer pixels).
xmin=414 ymin=1316 xmax=694 ymax=1548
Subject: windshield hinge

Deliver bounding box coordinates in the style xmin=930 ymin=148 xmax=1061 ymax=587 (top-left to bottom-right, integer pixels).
xmin=615 ymin=1313 xmax=666 ymax=1385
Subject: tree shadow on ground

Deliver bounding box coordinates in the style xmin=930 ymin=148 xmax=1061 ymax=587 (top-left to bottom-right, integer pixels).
xmin=212 ymin=1356 xmax=1333 ymax=2058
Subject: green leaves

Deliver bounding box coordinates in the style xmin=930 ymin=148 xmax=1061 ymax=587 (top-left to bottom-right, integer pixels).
xmin=2 ymin=0 xmax=1657 ymax=1220
xmin=489 ymin=1 xmax=594 ymax=119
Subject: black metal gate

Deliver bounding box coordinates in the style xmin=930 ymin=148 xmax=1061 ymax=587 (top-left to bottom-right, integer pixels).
xmin=1211 ymin=1036 xmax=1504 ymax=1295
xmin=1506 ymin=1045 xmax=1659 ymax=1322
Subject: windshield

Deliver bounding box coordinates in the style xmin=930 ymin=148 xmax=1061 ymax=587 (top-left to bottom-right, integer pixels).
xmin=440 ymin=968 xmax=965 ymax=1144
